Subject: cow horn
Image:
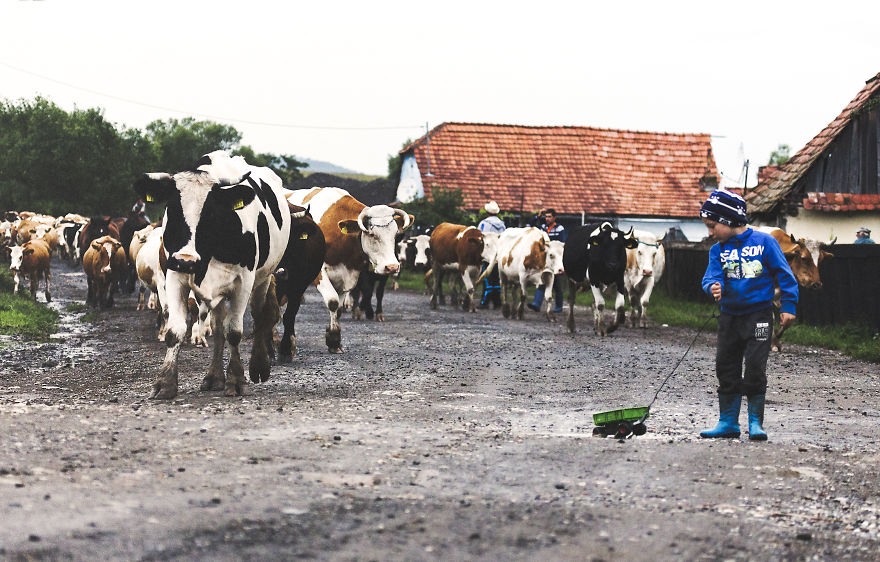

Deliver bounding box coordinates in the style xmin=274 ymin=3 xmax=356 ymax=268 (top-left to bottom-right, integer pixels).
xmin=827 ymin=236 xmax=837 ymax=246
xmin=393 ymin=208 xmax=412 ymax=230
xmin=475 ymin=254 xmax=497 ymax=286
xmin=624 ymin=226 xmax=634 ymax=236
xmin=357 ymin=206 xmax=370 ymax=231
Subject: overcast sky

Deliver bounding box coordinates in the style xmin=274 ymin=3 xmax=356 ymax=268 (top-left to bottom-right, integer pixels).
xmin=2 ymin=0 xmax=879 ymax=185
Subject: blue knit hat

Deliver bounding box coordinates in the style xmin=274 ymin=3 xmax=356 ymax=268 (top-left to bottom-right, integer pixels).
xmin=700 ymin=189 xmax=748 ymax=227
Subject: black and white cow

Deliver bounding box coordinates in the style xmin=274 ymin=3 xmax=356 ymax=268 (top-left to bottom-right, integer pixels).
xmin=134 ymin=150 xmax=291 ymax=399
xmin=562 ymin=221 xmax=638 ymax=336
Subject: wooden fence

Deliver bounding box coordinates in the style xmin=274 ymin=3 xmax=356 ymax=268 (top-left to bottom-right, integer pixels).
xmin=660 ymin=241 xmax=880 ymax=330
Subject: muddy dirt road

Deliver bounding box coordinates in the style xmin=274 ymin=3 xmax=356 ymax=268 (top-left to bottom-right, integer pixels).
xmin=1 ymin=259 xmax=879 ymax=560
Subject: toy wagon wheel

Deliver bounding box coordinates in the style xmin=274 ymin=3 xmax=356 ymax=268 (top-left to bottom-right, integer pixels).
xmin=614 ymin=422 xmax=632 ymax=439
xmin=632 ymin=422 xmax=647 ymax=436
xmin=592 ymin=426 xmax=607 ymax=438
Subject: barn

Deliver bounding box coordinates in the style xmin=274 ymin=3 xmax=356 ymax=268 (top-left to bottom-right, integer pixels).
xmin=395 ymin=122 xmax=722 ymax=240
xmin=747 ymin=72 xmax=880 ymax=241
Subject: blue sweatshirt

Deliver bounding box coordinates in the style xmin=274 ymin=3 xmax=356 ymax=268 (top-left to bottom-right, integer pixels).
xmin=701 ymin=228 xmax=798 ymax=316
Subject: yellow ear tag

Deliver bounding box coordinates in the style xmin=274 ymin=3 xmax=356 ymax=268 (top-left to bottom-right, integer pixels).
xmin=145 ymin=194 xmax=155 ymax=203
xmin=232 ymin=200 xmax=245 ymax=210
xmin=340 ymin=225 xmax=350 ymax=234
xmin=299 ymin=232 xmax=309 ymax=240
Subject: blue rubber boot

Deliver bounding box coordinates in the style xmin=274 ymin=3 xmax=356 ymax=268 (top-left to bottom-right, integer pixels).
xmin=527 ymin=286 xmax=545 ymax=311
xmin=747 ymin=394 xmax=767 ymax=441
xmin=700 ymin=393 xmax=741 ymax=438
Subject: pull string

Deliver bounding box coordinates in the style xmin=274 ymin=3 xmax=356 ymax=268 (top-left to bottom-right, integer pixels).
xmin=644 ymin=305 xmax=720 ymax=413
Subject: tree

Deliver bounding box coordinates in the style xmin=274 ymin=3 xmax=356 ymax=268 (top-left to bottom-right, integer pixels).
xmin=401 ymin=185 xmax=470 ymax=231
xmin=0 ymin=96 xmax=146 ymax=215
xmin=768 ymin=144 xmax=791 ymax=166
xmin=386 ymin=138 xmax=412 ymax=186
xmin=143 ymin=117 xmax=242 ymax=173
xmin=233 ymin=146 xmax=307 ymax=186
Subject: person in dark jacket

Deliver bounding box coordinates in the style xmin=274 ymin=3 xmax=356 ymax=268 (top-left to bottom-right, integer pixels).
xmin=528 ymin=208 xmax=567 ymax=312
xmin=699 ymin=189 xmax=798 ymax=441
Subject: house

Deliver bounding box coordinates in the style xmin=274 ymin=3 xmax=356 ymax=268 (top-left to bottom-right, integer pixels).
xmin=395 ymin=122 xmax=722 ymax=240
xmin=746 ymin=72 xmax=880 ymax=242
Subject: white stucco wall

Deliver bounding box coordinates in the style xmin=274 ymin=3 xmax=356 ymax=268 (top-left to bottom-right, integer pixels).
xmin=395 ymin=154 xmax=424 ymax=203
xmin=754 ymin=210 xmax=880 ymax=243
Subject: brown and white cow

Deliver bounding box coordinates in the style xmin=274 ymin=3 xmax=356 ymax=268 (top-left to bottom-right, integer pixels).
xmin=82 ymin=235 xmax=126 ymax=308
xmin=755 ymin=226 xmax=833 ymax=290
xmin=429 ymin=223 xmax=497 ymax=312
xmin=284 ymin=187 xmax=412 ymax=353
xmin=481 ymin=227 xmax=564 ymax=320
xmin=624 ymin=230 xmax=666 ymax=328
xmin=9 ymin=238 xmax=52 ymax=302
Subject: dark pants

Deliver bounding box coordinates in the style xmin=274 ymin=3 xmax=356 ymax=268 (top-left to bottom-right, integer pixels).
xmin=715 ymin=307 xmax=773 ymax=396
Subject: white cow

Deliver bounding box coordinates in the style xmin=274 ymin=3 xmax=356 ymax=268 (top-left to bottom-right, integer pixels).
xmin=134 ymin=150 xmax=291 ymax=399
xmin=624 ymin=230 xmax=666 ymax=328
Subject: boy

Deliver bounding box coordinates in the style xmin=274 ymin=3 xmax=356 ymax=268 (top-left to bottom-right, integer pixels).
xmin=699 ymin=189 xmax=798 ymax=441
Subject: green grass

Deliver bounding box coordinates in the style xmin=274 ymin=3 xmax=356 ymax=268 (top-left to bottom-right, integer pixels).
xmin=0 ymin=293 xmax=59 ymax=339
xmin=65 ymin=302 xmax=89 ymax=314
xmin=0 ymin=268 xmax=59 ymax=339
xmin=397 ymin=269 xmax=880 ymax=362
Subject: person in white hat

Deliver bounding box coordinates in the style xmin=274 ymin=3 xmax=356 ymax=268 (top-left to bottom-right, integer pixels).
xmin=854 ymin=227 xmax=875 ymax=244
xmin=477 ymin=201 xmax=505 ymax=309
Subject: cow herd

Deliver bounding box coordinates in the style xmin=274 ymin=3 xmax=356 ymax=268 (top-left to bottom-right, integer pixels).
xmin=1 ymin=151 xmax=836 ymax=400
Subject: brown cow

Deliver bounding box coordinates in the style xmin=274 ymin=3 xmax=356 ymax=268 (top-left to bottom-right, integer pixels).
xmin=756 ymin=226 xmax=835 ymax=350
xmin=9 ymin=239 xmax=51 ymax=302
xmin=429 ymin=223 xmax=493 ymax=312
xmin=82 ymin=235 xmax=126 ymax=308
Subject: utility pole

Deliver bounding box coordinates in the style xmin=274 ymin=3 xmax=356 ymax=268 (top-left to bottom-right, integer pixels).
xmin=743 ymin=159 xmax=749 ymax=198
xmin=425 ymin=122 xmax=433 ymax=177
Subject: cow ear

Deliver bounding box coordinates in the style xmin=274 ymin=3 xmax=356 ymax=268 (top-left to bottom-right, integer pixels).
xmin=789 ymin=233 xmax=797 ymax=243
xmin=210 ymin=183 xmax=256 ymax=211
xmin=24 ymin=248 xmax=35 ymax=255
xmin=394 ymin=214 xmax=415 ymax=232
xmin=134 ymin=173 xmax=176 ymax=204
xmin=820 ymin=250 xmax=834 ymax=261
xmin=338 ymin=219 xmax=361 ymax=235
xmin=589 ymin=236 xmax=601 ymax=246
xmin=625 ymin=238 xmax=639 ymax=249
xmin=91 ymin=239 xmax=103 ymax=250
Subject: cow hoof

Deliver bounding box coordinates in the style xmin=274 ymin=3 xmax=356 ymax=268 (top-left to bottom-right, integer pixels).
xmin=376 ymin=313 xmax=384 ymax=322
xmin=200 ymin=375 xmax=225 ymax=392
xmin=328 ymin=347 xmax=343 ymax=354
xmin=150 ymin=383 xmax=178 ymax=400
xmin=279 ymin=354 xmax=293 ymax=364
xmin=224 ymin=383 xmax=244 ymax=397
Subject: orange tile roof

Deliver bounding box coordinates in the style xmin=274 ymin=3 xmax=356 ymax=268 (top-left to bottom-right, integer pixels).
xmin=747 ymin=72 xmax=880 ymax=214
xmin=401 ymin=122 xmax=718 ymax=217
xmin=802 ymin=192 xmax=880 ymax=212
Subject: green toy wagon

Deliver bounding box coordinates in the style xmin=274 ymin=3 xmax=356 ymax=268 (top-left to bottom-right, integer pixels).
xmin=592 ymin=406 xmax=649 ymax=438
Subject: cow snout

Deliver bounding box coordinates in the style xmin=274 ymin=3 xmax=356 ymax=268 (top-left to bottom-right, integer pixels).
xmin=809 ymin=281 xmax=822 ymax=290
xmin=642 ymin=268 xmax=653 ymax=277
xmin=381 ymin=263 xmax=400 ymax=275
xmin=168 ymin=252 xmax=201 ymax=274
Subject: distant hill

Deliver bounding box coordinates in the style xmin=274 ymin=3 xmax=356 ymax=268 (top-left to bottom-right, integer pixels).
xmin=299 ymin=157 xmax=361 ymax=175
